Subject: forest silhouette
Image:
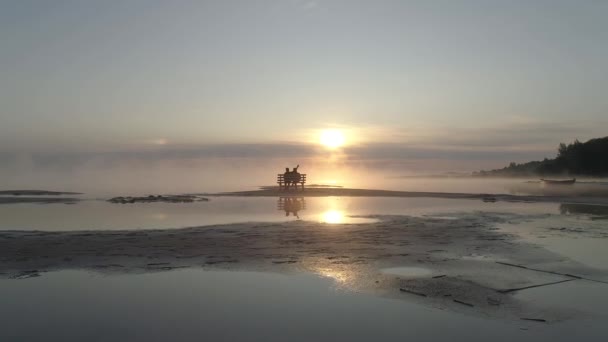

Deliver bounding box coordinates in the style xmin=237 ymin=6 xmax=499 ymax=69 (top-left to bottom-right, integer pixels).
xmin=475 ymin=137 xmax=608 ymax=176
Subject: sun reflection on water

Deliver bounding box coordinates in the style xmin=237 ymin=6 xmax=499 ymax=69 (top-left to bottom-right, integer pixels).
xmin=300 ymin=256 xmax=362 ymax=288
xmin=322 ymin=210 xmax=345 ymax=224
xmin=316 ymin=267 xmax=352 ymax=284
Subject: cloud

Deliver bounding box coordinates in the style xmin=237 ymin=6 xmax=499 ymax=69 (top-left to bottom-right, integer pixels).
xmin=344 ymin=143 xmax=551 ymax=162
xmin=427 ymin=120 xmax=594 ymax=149
xmin=0 ymin=140 xmax=554 ymax=173
xmin=0 ymin=120 xmax=605 ymax=177
xmin=0 ymin=130 xmax=601 ymax=193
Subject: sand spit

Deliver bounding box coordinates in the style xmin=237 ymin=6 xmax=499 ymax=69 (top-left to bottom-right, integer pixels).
xmin=108 ymin=195 xmax=209 ymax=204
xmin=0 ymin=197 xmax=81 ymax=205
xmin=0 ymin=190 xmax=82 ymax=196
xmin=1 ymin=213 xmax=606 ymax=321
xmin=0 ymin=190 xmax=82 ymax=204
xmin=208 ymin=187 xmax=608 ymax=205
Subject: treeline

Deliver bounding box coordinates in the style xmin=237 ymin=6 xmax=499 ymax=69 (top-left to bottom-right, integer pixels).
xmin=473 ymin=137 xmax=608 ymax=177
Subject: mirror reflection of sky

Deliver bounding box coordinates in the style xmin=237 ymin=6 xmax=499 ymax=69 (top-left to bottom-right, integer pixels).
xmin=4 ymin=269 xmax=607 ymax=342
xmin=0 ymin=196 xmax=598 ymax=231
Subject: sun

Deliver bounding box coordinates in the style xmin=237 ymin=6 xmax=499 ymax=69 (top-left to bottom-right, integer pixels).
xmin=319 ymin=130 xmax=345 ymax=149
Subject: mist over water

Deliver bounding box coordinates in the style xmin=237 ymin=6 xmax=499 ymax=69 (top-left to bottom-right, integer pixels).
xmin=2 ymin=156 xmax=607 ymax=197
xmin=0 ymin=155 xmax=470 ymax=195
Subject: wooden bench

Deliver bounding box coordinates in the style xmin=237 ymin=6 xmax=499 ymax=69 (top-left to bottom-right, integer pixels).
xmin=277 ymin=173 xmax=307 ymax=190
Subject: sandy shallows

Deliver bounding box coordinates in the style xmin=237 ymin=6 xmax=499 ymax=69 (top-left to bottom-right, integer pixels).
xmin=208 ymin=187 xmax=608 ymax=205
xmin=1 ymin=213 xmax=607 ymax=321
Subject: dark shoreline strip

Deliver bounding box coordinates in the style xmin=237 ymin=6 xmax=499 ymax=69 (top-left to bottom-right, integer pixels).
xmin=521 ymin=318 xmax=547 ymax=323
xmin=495 ymin=261 xmax=608 ymax=285
xmin=399 ymin=288 xmax=427 ymax=297
xmin=497 ymin=279 xmax=576 ymax=294
xmin=453 ymin=299 xmax=474 ymax=307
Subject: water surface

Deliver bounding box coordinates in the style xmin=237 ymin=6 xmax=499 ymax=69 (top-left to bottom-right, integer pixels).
xmin=0 ymin=196 xmax=573 ymax=231
xmin=1 ymin=269 xmax=606 ymax=342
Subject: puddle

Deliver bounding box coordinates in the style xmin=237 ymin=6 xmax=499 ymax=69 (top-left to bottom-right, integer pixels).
xmin=5 ymin=269 xmax=602 ymax=341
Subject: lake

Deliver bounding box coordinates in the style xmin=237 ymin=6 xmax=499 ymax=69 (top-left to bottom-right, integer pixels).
xmin=0 ymin=195 xmax=587 ymax=231
xmin=1 ymin=192 xmax=607 ymax=341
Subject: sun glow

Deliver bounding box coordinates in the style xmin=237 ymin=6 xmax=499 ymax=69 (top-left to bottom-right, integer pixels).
xmin=319 ymin=130 xmax=345 ymax=149
xmin=322 ymin=210 xmax=345 ymax=224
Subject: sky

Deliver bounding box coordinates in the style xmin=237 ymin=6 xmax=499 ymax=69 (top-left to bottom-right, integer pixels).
xmin=1 ymin=0 xmax=607 ymax=192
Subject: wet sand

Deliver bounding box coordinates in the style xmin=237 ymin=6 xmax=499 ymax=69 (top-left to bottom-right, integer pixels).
xmin=2 ymin=186 xmax=608 ymax=206
xmin=2 ymin=212 xmax=607 ymax=322
xmin=208 ymin=187 xmax=608 ymax=205
xmin=0 ymin=190 xmax=82 ymax=204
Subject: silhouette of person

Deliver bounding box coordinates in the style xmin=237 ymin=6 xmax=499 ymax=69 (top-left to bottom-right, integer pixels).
xmin=291 ymin=164 xmax=301 ymax=189
xmin=283 ymin=167 xmax=291 ymax=189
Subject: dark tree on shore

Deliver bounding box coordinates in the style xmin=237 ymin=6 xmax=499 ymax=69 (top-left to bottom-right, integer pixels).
xmin=474 ymin=136 xmax=608 ymax=177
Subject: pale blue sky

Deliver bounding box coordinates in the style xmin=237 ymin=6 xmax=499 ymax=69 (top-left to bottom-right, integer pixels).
xmin=1 ymin=0 xmax=607 ymax=180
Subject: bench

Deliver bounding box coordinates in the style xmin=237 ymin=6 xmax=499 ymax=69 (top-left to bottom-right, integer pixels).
xmin=277 ymin=173 xmax=307 ymax=190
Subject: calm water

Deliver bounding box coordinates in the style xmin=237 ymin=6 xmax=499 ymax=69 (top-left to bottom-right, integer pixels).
xmin=1 ymin=193 xmax=607 ymax=341
xmin=1 ymin=269 xmax=606 ymax=342
xmin=0 ymin=196 xmax=572 ymax=231
xmin=2 ymin=176 xmax=608 ymax=231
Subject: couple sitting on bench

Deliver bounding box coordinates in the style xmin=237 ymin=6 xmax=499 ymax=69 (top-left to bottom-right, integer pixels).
xmin=283 ymin=165 xmax=302 ymax=190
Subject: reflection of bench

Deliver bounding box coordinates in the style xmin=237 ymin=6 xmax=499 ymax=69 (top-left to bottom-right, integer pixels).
xmin=277 ymin=173 xmax=307 ymax=190
xmin=277 ymin=197 xmax=307 ymax=211
xmin=277 ymin=197 xmax=306 ymax=218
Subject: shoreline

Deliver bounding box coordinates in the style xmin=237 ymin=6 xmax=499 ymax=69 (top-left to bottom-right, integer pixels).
xmin=2 ymin=186 xmax=608 ymax=205
xmin=205 ymin=187 xmax=608 ymax=205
